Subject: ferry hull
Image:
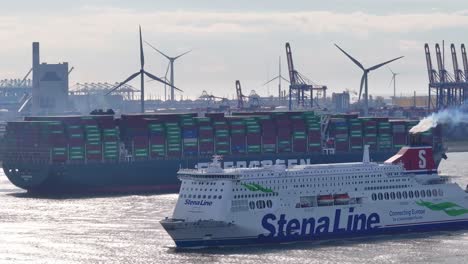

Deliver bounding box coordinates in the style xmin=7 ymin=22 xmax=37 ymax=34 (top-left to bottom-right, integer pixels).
xmin=3 ymin=151 xmax=405 ymax=193
xmin=163 ymin=201 xmax=468 ymax=248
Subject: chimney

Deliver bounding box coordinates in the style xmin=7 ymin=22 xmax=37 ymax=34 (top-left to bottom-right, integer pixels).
xmin=32 ymin=42 xmax=40 ymax=89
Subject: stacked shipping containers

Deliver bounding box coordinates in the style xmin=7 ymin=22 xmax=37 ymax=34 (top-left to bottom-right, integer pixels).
xmin=229 ymin=118 xmax=246 ymax=154
xmin=83 ymin=117 xmax=102 ymax=161
xmin=390 ymin=120 xmax=407 ymax=149
xmin=245 ymin=117 xmax=261 ymax=154
xmin=214 ymin=119 xmax=230 ymax=155
xmin=181 ymin=115 xmax=198 ymax=156
xmin=377 ymin=118 xmax=392 ymax=151
xmin=349 ymin=118 xmax=363 ymax=152
xmin=304 ymin=112 xmax=322 ymax=152
xmin=291 ymin=114 xmax=307 ymax=153
xmin=361 ymin=118 xmax=378 ymax=151
xmin=275 ymin=113 xmax=292 ymax=153
xmin=3 ymin=111 xmax=441 ymax=166
xmin=197 ymin=117 xmax=214 ymax=155
xmin=330 ymin=118 xmax=349 ymax=152
xmin=260 ymin=116 xmax=276 ymax=153
xmin=148 ymin=120 xmax=166 ymax=158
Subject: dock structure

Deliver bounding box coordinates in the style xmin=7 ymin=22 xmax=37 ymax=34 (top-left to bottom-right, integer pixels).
xmin=425 ymin=43 xmax=468 ymax=111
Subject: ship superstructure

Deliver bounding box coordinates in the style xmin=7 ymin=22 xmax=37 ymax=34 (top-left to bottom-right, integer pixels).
xmin=161 ymin=145 xmax=468 ymax=248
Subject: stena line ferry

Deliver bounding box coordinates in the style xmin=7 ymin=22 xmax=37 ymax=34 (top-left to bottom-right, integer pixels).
xmin=161 ymin=143 xmax=468 ymax=248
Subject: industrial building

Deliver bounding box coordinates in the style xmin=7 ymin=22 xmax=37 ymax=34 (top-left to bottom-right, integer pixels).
xmin=31 ymin=42 xmax=69 ymax=115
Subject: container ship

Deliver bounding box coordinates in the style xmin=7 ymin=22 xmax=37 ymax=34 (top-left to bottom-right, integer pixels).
xmin=161 ymin=144 xmax=467 ymax=248
xmin=1 ymin=110 xmax=444 ymax=193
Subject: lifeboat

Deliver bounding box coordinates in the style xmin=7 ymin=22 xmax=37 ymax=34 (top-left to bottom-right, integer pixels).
xmin=317 ymin=194 xmax=334 ymax=206
xmin=334 ymin=193 xmax=350 ymax=204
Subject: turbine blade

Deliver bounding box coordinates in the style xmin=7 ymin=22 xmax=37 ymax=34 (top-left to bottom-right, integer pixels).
xmin=144 ymin=71 xmax=183 ymax=92
xmin=144 ymin=41 xmax=171 ymax=60
xmin=165 ymin=62 xmax=170 ymax=78
xmin=174 ymin=50 xmax=192 ymax=60
xmin=263 ymin=76 xmax=279 ymax=86
xmin=368 ymin=56 xmax=404 ymax=71
xmin=334 ymin=44 xmax=364 ymax=70
xmin=280 ymin=76 xmax=290 ymax=83
xmin=139 ymin=25 xmax=145 ymax=69
xmin=387 ymin=66 xmax=395 ymax=75
xmin=106 ymin=72 xmax=140 ymax=95
xmin=358 ymin=73 xmax=366 ymax=101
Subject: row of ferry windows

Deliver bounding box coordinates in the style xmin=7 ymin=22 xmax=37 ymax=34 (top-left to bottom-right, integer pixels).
xmin=180 ymin=194 xmax=223 ymax=199
xmin=249 ymin=200 xmax=273 ymax=210
xmin=234 ymin=193 xmax=278 ymax=199
xmin=181 ymin=188 xmax=223 ymax=192
xmin=365 ymin=185 xmax=409 ymax=191
xmin=186 ymin=182 xmax=224 ymax=186
xmin=371 ymin=189 xmax=443 ymax=201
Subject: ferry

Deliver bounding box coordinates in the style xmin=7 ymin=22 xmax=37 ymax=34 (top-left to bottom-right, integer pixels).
xmin=161 ymin=144 xmax=468 ymax=248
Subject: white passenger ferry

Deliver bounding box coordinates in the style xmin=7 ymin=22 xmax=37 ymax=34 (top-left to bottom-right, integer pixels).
xmin=161 ymin=145 xmax=468 ymax=248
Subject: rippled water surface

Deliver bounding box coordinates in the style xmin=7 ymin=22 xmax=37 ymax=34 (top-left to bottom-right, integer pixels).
xmin=1 ymin=153 xmax=468 ymax=264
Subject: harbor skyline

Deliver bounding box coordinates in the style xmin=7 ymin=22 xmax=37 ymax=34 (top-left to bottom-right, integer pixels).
xmin=1 ymin=0 xmax=468 ymax=99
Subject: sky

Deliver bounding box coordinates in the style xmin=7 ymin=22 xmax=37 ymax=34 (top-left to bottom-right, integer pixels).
xmin=1 ymin=0 xmax=468 ymax=100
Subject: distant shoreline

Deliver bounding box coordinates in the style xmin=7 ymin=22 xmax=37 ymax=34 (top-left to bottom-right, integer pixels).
xmin=445 ymin=141 xmax=468 ymax=153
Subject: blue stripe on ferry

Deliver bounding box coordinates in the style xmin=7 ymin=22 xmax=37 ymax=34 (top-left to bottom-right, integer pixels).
xmin=174 ymin=220 xmax=468 ymax=248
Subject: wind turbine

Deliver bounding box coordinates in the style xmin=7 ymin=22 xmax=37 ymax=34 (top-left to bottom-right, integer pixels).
xmin=106 ymin=26 xmax=180 ymax=113
xmin=334 ymin=44 xmax=403 ymax=116
xmin=263 ymin=56 xmax=289 ymax=101
xmin=145 ymin=41 xmax=191 ymax=102
xmin=388 ymin=67 xmax=400 ymax=104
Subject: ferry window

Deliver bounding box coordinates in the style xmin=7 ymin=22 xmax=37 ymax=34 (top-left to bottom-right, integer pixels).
xmin=208 ymin=195 xmax=211 ymax=199
xmin=397 ymin=192 xmax=402 ymax=199
xmin=261 ymin=200 xmax=266 ymax=208
xmin=256 ymin=200 xmax=262 ymax=209
xmin=426 ymin=190 xmax=432 ymax=197
xmin=384 ymin=192 xmax=389 ymax=200
xmin=213 ymin=195 xmax=217 ymax=199
xmin=402 ymin=191 xmax=408 ymax=199
xmin=249 ymin=201 xmax=255 ymax=210
xmin=203 ymin=195 xmax=206 ymax=199
xmin=378 ymin=193 xmax=383 ymax=200
xmin=390 ymin=192 xmax=396 ymax=200
xmin=267 ymin=200 xmax=273 ymax=208
xmin=372 ymin=193 xmax=377 ymax=200
xmin=438 ymin=189 xmax=444 ymax=196
xmin=409 ymin=191 xmax=414 ymax=198
xmin=432 ymin=189 xmax=438 ymax=197
xmin=219 ymin=196 xmax=222 ymax=199
xmin=420 ymin=190 xmax=425 ymax=198
xmin=198 ymin=195 xmax=201 ymax=199
xmin=414 ymin=191 xmax=420 ymax=198
xmin=188 ymin=194 xmax=192 ymax=198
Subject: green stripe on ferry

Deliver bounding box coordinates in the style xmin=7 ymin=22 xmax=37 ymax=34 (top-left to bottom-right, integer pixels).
xmin=416 ymin=200 xmax=468 ymax=217
xmin=241 ymin=183 xmax=273 ymax=193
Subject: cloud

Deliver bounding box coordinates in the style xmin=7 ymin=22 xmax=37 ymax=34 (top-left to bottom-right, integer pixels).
xmin=3 ymin=8 xmax=468 ymax=42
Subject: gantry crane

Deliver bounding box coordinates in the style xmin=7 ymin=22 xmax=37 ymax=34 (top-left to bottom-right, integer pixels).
xmin=285 ymin=42 xmax=327 ymax=110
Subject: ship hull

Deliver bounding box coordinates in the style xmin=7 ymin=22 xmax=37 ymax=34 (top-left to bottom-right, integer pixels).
xmin=162 ymin=200 xmax=468 ymax=248
xmin=3 ymin=151 xmax=405 ymax=193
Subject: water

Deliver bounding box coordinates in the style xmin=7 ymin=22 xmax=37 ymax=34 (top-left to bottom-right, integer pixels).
xmin=1 ymin=153 xmax=468 ymax=264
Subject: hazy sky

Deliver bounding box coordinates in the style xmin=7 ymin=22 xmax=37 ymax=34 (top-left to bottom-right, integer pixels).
xmin=1 ymin=0 xmax=468 ymax=100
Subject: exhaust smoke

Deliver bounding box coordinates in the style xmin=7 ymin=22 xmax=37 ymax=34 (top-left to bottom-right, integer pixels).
xmin=410 ymin=108 xmax=468 ymax=134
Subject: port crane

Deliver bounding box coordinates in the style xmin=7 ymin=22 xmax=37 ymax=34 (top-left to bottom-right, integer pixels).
xmin=235 ymin=80 xmax=259 ymax=109
xmin=199 ymin=90 xmax=229 ymax=106
xmin=285 ymin=43 xmax=327 ymax=110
